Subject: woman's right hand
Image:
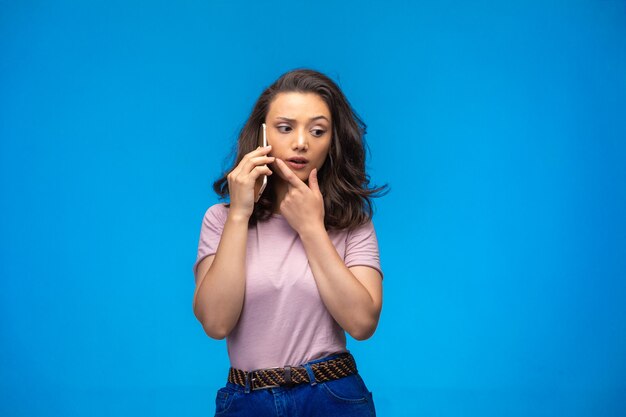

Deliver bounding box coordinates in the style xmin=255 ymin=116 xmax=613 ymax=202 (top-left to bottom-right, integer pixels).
xmin=227 ymin=145 xmax=274 ymax=220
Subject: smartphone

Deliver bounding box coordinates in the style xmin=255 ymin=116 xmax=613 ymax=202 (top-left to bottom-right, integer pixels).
xmin=254 ymin=122 xmax=268 ymax=202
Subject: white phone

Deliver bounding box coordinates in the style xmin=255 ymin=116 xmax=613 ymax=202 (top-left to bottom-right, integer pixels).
xmin=254 ymin=123 xmax=268 ymax=202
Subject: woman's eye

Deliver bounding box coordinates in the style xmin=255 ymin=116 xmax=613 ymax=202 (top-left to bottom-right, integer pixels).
xmin=276 ymin=125 xmax=326 ymax=136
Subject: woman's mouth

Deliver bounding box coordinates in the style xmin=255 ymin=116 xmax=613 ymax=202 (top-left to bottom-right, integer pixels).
xmin=286 ymin=157 xmax=308 ymax=170
xmin=287 ymin=161 xmax=307 ymax=170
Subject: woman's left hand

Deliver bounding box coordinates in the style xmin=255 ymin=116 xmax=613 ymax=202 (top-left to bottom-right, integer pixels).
xmin=273 ymin=158 xmax=325 ymax=236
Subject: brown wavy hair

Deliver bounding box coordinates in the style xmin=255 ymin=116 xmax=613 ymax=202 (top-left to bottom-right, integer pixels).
xmin=213 ymin=68 xmax=389 ymax=230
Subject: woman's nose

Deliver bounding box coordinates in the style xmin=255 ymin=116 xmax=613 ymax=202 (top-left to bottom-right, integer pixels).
xmin=292 ymin=129 xmax=308 ymax=150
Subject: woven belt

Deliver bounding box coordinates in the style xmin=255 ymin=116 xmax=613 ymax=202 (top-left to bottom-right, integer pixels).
xmin=227 ymin=352 xmax=358 ymax=390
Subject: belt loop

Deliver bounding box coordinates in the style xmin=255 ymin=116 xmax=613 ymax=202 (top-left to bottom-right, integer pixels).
xmin=303 ymin=363 xmax=317 ymax=386
xmin=244 ymin=371 xmax=252 ymax=393
xmin=284 ymin=366 xmax=293 ymax=388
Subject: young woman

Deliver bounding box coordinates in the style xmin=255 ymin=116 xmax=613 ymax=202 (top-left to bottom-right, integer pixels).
xmin=192 ymin=68 xmax=387 ymax=417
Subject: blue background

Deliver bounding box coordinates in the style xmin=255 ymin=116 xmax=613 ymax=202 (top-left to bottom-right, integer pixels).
xmin=1 ymin=1 xmax=625 ymax=416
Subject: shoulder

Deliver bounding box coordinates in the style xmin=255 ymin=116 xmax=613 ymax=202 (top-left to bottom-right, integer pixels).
xmin=206 ymin=202 xmax=229 ymax=216
xmin=203 ymin=202 xmax=229 ymax=226
xmin=329 ymin=218 xmax=378 ymax=246
xmin=346 ymin=218 xmax=377 ymax=237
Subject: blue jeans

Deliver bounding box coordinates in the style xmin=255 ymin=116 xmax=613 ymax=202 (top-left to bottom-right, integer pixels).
xmin=213 ymin=352 xmax=376 ymax=416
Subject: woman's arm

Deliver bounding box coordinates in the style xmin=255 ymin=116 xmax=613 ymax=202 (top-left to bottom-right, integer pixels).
xmin=192 ymin=211 xmax=249 ymax=339
xmin=299 ymin=227 xmax=383 ymax=340
xmin=193 ymin=145 xmax=275 ymax=339
xmin=271 ymin=159 xmax=383 ymax=340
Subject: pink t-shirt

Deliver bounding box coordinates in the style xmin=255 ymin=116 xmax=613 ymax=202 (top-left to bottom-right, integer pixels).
xmin=192 ymin=203 xmax=383 ymax=371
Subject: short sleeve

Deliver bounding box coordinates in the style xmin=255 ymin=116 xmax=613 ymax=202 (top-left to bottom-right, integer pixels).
xmin=344 ymin=220 xmax=384 ymax=280
xmin=192 ymin=203 xmax=228 ymax=279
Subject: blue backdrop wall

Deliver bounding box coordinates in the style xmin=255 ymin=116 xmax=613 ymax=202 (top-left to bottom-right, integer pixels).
xmin=1 ymin=1 xmax=625 ymax=416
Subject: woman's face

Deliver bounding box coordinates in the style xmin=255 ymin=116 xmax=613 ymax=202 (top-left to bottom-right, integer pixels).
xmin=265 ymin=92 xmax=332 ymax=184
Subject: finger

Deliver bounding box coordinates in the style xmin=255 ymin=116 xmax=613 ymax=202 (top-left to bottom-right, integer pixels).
xmin=243 ymin=155 xmax=275 ymax=175
xmin=248 ymin=165 xmax=273 ymax=180
xmin=248 ymin=145 xmax=272 ymax=157
xmin=275 ymin=158 xmax=305 ymax=189
xmin=232 ymin=146 xmax=272 ymax=177
xmin=308 ymin=168 xmax=320 ymax=193
xmin=242 ymin=146 xmax=273 ymax=166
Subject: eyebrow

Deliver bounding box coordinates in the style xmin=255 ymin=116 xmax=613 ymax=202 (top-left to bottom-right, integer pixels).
xmin=275 ymin=115 xmax=330 ymax=123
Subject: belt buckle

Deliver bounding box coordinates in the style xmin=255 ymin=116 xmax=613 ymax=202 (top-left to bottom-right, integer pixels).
xmin=249 ymin=368 xmax=281 ymax=391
